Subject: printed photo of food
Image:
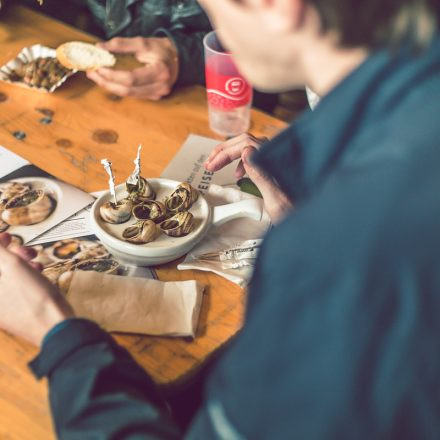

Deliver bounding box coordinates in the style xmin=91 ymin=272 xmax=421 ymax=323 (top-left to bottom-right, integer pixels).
xmin=27 ymin=235 xmax=156 ymax=294
xmin=0 ymin=180 xmax=56 ymax=228
xmin=0 ymin=162 xmax=94 ymax=244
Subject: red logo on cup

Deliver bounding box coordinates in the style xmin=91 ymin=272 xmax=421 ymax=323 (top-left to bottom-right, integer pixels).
xmin=205 ymin=57 xmax=252 ymax=110
xmin=225 ymin=77 xmax=246 ymax=96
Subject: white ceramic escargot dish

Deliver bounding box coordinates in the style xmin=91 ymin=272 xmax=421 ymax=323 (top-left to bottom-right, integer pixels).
xmin=90 ymin=178 xmax=263 ymax=266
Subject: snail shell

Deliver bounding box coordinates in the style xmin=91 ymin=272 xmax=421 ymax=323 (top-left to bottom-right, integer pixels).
xmin=132 ymin=200 xmax=167 ymax=223
xmin=160 ymin=211 xmax=195 ymax=237
xmin=164 ymin=182 xmax=198 ymax=213
xmin=0 ymin=181 xmax=31 ymax=208
xmin=127 ymin=176 xmax=155 ymax=203
xmin=1 ymin=189 xmax=53 ymax=226
xmin=122 ymin=220 xmax=159 ymax=244
xmin=58 ymin=258 xmax=120 ymax=294
xmin=100 ymin=198 xmax=133 ymax=224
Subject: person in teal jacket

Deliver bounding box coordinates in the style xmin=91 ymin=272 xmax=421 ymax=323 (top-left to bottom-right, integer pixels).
xmin=1 ymin=0 xmax=440 ymax=438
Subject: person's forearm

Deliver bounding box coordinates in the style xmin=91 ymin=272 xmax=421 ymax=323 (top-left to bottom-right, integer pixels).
xmin=29 ymin=319 xmax=181 ymax=439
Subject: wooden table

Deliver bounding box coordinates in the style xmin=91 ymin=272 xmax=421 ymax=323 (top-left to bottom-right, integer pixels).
xmin=0 ymin=5 xmax=285 ymax=439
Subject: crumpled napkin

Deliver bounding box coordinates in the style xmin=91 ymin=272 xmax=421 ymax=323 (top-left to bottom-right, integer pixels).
xmin=66 ymin=271 xmax=204 ymax=337
xmin=178 ymin=184 xmax=271 ymax=287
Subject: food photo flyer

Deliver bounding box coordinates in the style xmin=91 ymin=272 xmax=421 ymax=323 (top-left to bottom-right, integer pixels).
xmin=0 ymin=145 xmax=94 ymax=244
xmin=30 ymin=234 xmax=156 ymax=294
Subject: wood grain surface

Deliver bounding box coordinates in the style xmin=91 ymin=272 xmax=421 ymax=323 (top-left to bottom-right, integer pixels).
xmin=0 ymin=5 xmax=286 ymax=439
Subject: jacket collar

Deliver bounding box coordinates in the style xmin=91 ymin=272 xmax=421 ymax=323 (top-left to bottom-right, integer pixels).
xmin=253 ymin=35 xmax=440 ymax=202
xmin=105 ymin=0 xmax=138 ymax=37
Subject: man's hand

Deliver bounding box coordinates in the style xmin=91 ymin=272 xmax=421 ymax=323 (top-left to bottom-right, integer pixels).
xmin=86 ymin=37 xmax=179 ymax=100
xmin=205 ymin=133 xmax=293 ymax=223
xmin=0 ymin=233 xmax=74 ymax=346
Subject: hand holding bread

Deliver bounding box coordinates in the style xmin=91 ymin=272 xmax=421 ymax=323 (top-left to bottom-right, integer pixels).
xmin=56 ymin=41 xmax=116 ymax=71
xmin=85 ymin=37 xmax=179 ymax=101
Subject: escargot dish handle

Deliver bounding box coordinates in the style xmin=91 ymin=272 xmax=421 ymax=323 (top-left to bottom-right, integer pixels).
xmin=211 ymin=198 xmax=263 ymax=227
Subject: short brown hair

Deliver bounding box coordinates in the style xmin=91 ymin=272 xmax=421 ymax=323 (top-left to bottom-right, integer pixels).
xmin=309 ymin=0 xmax=439 ymax=49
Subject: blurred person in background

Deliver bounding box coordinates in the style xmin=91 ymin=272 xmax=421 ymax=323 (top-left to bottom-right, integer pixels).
xmin=3 ymin=0 xmax=279 ymax=110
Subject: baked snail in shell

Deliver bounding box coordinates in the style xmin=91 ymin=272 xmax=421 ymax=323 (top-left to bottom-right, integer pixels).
xmin=164 ymin=182 xmax=198 ymax=213
xmin=1 ymin=189 xmax=53 ymax=226
xmin=0 ymin=181 xmax=30 ymax=207
xmin=0 ymin=182 xmax=33 ymax=231
xmin=127 ymin=176 xmax=155 ymax=203
xmin=132 ymin=200 xmax=167 ymax=223
xmin=122 ymin=220 xmax=159 ymax=244
xmin=160 ymin=211 xmax=195 ymax=237
xmin=99 ymin=198 xmax=133 ymax=224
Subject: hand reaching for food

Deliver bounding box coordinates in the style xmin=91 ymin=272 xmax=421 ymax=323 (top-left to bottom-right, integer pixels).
xmin=86 ymin=37 xmax=179 ymax=100
xmin=0 ymin=233 xmax=74 ymax=347
xmin=204 ymin=133 xmax=293 ymax=224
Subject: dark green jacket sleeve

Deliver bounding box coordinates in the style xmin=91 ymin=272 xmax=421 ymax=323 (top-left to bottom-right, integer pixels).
xmin=153 ymin=27 xmax=208 ymax=87
xmin=29 ymin=319 xmax=181 ymax=439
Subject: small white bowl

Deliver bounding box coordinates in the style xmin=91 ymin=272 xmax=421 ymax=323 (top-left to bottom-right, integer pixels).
xmin=90 ymin=178 xmax=262 ymax=266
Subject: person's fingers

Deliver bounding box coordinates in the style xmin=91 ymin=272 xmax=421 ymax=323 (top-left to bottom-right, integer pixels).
xmin=90 ymin=68 xmax=138 ymax=87
xmin=29 ymin=262 xmax=43 ymax=272
xmin=93 ymin=65 xmax=160 ymax=87
xmin=205 ymin=147 xmax=243 ymax=172
xmin=86 ymin=70 xmax=132 ymax=96
xmin=0 ymin=238 xmax=23 ymax=270
xmin=87 ymin=67 xmax=171 ymax=99
xmin=204 ymin=134 xmax=267 ymax=171
xmin=235 ymin=160 xmax=246 ymax=179
xmin=10 ymin=246 xmax=37 ymax=262
xmin=135 ymin=50 xmax=163 ymax=64
xmin=205 ymin=138 xmax=261 ymax=172
xmin=242 ymin=146 xmax=275 ymax=196
xmin=97 ymin=37 xmax=146 ymax=54
xmin=205 ymin=133 xmax=252 ymax=165
xmin=0 ymin=233 xmax=11 ymax=248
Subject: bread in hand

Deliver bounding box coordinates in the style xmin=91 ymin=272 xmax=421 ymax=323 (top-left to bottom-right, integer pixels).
xmin=56 ymin=42 xmax=116 ymax=71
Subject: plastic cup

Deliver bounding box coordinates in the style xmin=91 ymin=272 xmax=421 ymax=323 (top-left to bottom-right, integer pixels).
xmin=203 ymin=31 xmax=252 ymax=137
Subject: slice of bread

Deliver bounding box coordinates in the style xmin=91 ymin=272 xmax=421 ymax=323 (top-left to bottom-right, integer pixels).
xmin=56 ymin=42 xmax=116 ymax=71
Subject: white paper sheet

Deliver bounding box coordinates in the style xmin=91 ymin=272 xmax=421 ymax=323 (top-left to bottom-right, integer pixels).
xmin=0 ymin=146 xmax=30 ymax=178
